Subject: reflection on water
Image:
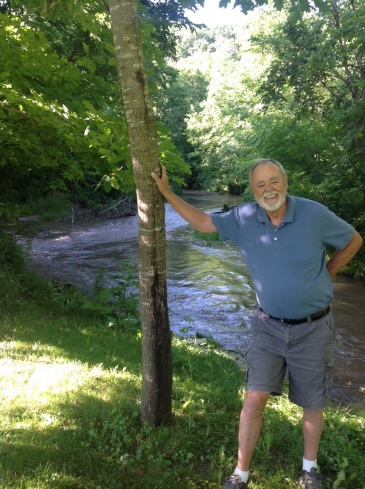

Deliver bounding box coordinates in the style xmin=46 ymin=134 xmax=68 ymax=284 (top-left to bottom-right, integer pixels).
xmin=166 ymin=233 xmax=256 ymax=355
xmin=27 ymin=191 xmax=365 ymax=407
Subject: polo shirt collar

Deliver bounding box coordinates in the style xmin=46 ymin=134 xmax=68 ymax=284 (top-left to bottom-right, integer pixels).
xmin=257 ymin=194 xmax=296 ymax=224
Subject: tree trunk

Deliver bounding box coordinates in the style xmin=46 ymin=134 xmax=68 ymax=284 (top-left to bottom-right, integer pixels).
xmin=109 ymin=0 xmax=172 ymax=426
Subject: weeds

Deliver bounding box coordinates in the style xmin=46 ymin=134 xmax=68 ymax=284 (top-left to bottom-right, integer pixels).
xmin=80 ymin=261 xmax=140 ymax=330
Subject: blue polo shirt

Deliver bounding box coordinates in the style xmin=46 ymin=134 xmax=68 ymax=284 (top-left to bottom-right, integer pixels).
xmin=211 ymin=194 xmax=355 ymax=319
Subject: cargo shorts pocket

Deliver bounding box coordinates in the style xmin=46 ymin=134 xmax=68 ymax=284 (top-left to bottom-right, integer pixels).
xmin=324 ymin=361 xmax=335 ymax=398
xmin=320 ymin=310 xmax=335 ymax=343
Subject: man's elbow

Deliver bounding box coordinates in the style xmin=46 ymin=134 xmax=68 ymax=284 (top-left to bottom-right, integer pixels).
xmin=347 ymin=231 xmax=364 ymax=258
xmin=354 ymin=231 xmax=363 ymax=252
xmin=196 ymin=215 xmax=217 ymax=234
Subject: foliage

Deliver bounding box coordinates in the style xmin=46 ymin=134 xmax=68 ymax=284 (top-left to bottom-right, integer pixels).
xmin=251 ymin=0 xmax=365 ymax=222
xmin=0 ymin=231 xmax=28 ymax=275
xmin=166 ymin=21 xmax=273 ymax=193
xmin=0 ymin=7 xmax=130 ymax=208
xmin=226 ymin=0 xmax=332 ymax=16
xmin=80 ymin=261 xmax=140 ymax=331
xmin=0 ymin=0 xmax=192 ymax=219
xmin=193 ymin=230 xmax=221 ymax=243
xmin=155 ymin=65 xmax=209 ymax=187
xmin=1 ymin=0 xmax=355 ymax=221
xmin=140 ymin=0 xmax=205 ymax=60
xmin=0 ymin=230 xmax=53 ymax=305
xmin=26 ymin=193 xmax=72 ymax=220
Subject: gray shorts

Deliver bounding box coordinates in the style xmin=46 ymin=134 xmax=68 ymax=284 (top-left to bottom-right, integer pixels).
xmin=245 ymin=309 xmax=335 ymax=409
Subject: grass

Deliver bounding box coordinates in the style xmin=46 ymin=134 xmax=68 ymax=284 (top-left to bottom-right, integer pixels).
xmin=0 ymin=232 xmax=364 ymax=488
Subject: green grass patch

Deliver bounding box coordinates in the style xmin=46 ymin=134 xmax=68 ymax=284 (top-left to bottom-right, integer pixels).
xmin=28 ymin=193 xmax=72 ymax=221
xmin=192 ymin=230 xmax=221 ymax=243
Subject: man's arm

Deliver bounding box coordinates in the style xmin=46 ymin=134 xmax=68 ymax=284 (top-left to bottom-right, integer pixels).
xmin=326 ymin=230 xmax=363 ymax=279
xmin=151 ymin=165 xmax=217 ymax=234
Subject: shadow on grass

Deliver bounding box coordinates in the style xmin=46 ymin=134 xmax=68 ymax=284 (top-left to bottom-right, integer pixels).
xmin=0 ymin=304 xmax=141 ymax=371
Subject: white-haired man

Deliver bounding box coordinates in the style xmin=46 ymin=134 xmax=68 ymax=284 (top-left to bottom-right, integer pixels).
xmin=152 ymin=159 xmax=363 ymax=489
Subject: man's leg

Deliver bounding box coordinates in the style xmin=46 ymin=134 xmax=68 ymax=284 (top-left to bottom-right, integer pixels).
xmin=237 ymin=390 xmax=271 ymax=471
xmin=302 ymin=408 xmax=324 ymax=461
xmin=298 ymin=409 xmax=325 ymax=488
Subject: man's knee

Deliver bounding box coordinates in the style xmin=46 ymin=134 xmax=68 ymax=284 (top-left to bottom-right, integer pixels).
xmin=242 ymin=390 xmax=270 ymax=416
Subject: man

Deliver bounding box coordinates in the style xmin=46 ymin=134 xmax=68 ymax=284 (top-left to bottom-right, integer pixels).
xmin=151 ymin=159 xmax=363 ymax=489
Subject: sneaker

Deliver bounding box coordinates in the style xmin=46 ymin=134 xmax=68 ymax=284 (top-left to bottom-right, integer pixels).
xmin=299 ymin=467 xmax=323 ymax=489
xmin=223 ymin=474 xmax=248 ymax=488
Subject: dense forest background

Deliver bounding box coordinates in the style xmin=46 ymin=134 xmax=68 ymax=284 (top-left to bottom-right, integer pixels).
xmin=1 ymin=0 xmax=364 ymax=274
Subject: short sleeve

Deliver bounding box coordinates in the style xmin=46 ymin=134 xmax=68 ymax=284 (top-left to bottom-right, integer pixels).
xmin=320 ymin=207 xmax=355 ymax=250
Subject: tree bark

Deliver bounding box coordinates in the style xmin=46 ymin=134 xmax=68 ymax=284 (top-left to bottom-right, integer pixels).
xmin=109 ymin=0 xmax=172 ymax=426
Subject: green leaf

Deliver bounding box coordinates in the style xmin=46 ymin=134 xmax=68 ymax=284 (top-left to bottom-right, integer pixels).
xmin=82 ymin=100 xmax=97 ymax=113
xmin=110 ymin=176 xmax=119 ymax=189
xmin=102 ymin=179 xmax=112 ymax=193
xmin=104 ymin=42 xmax=115 ymax=54
xmin=82 ymin=42 xmax=90 ymax=55
xmin=77 ymin=57 xmax=96 ymax=73
xmin=312 ymin=0 xmax=331 ymax=12
xmin=273 ymin=0 xmax=284 ymax=10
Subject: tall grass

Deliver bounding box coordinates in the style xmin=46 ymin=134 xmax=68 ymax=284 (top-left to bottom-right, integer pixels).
xmin=0 ymin=232 xmax=364 ymax=488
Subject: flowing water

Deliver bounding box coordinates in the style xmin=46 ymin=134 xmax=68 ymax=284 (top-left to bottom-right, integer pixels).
xmin=27 ymin=191 xmax=365 ymax=407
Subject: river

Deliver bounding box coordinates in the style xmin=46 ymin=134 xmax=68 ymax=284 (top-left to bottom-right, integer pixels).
xmin=26 ymin=191 xmax=365 ymax=408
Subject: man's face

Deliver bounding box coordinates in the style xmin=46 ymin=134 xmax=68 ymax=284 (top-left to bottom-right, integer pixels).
xmin=251 ymin=163 xmax=288 ymax=212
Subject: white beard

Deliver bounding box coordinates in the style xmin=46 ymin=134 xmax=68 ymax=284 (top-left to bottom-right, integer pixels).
xmin=258 ymin=192 xmax=287 ymax=212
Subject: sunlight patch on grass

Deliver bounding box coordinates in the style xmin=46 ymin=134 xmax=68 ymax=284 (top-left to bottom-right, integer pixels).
xmin=0 ymin=339 xmax=65 ymax=362
xmin=0 ymin=360 xmax=83 ymax=403
xmin=0 ymin=355 xmax=139 ymax=430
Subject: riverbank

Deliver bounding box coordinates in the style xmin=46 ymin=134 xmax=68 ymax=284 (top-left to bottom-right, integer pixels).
xmin=0 ymin=294 xmax=364 ymax=489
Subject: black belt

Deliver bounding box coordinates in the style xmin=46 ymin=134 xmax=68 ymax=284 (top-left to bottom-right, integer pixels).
xmin=259 ymin=306 xmax=330 ymax=325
